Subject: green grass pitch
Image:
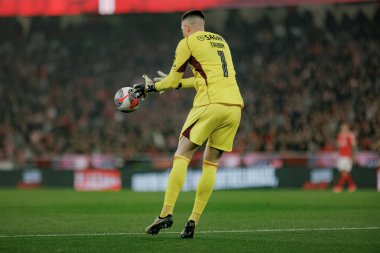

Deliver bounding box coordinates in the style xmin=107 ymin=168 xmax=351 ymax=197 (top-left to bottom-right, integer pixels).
xmin=0 ymin=189 xmax=379 ymax=253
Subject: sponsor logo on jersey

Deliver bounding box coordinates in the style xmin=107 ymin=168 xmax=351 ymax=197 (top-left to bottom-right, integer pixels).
xmin=197 ymin=34 xmax=225 ymax=42
xmin=197 ymin=35 xmax=205 ymax=41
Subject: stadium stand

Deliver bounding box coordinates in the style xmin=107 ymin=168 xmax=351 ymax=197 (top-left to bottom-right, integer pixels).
xmin=0 ymin=6 xmax=379 ymax=168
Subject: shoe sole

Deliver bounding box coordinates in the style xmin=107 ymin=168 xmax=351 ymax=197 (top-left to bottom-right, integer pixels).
xmin=147 ymin=220 xmax=173 ymax=235
xmin=181 ymin=226 xmax=195 ymax=238
xmin=181 ymin=232 xmax=194 ymax=239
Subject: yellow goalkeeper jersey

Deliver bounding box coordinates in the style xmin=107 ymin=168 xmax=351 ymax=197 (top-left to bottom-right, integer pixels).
xmin=155 ymin=31 xmax=244 ymax=108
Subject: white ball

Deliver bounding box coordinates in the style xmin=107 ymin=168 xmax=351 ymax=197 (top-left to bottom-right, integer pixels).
xmin=114 ymin=87 xmax=140 ymax=113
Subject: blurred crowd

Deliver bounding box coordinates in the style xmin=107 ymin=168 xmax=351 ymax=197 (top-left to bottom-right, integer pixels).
xmin=0 ymin=5 xmax=379 ymax=166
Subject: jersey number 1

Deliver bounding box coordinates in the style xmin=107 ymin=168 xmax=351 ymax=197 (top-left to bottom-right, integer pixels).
xmin=217 ymin=51 xmax=229 ymax=77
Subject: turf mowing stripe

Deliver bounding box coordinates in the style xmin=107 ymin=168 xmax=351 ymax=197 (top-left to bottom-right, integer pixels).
xmin=1 ymin=227 xmax=379 ymax=238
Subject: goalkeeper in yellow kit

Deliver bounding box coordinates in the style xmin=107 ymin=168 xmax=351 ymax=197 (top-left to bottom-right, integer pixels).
xmin=133 ymin=10 xmax=244 ymax=238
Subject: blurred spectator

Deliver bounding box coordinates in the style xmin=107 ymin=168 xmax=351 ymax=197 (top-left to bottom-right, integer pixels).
xmin=0 ymin=6 xmax=379 ymax=167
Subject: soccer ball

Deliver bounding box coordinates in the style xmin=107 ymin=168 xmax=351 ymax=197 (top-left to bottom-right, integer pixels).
xmin=114 ymin=87 xmax=140 ymax=113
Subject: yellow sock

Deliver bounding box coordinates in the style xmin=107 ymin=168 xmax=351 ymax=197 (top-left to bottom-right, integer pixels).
xmin=160 ymin=155 xmax=190 ymax=217
xmin=189 ymin=160 xmax=218 ymax=225
xmin=160 ymin=205 xmax=173 ymax=218
xmin=189 ymin=212 xmax=201 ymax=225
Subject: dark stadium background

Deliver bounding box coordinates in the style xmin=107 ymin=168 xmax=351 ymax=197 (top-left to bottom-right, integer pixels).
xmin=0 ymin=0 xmax=379 ymax=190
xmin=0 ymin=1 xmax=380 ymax=253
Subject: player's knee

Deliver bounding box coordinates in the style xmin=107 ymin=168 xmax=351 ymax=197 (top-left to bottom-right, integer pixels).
xmin=203 ymin=146 xmax=223 ymax=163
xmin=175 ymin=136 xmax=199 ymax=159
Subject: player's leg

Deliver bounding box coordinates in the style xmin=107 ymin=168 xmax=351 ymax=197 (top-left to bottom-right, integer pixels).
xmin=146 ymin=136 xmax=199 ymax=235
xmin=334 ymin=157 xmax=345 ymax=192
xmin=181 ymin=146 xmax=223 ymax=238
xmin=146 ymin=107 xmax=207 ymax=235
xmin=334 ymin=172 xmax=346 ymax=192
xmin=181 ymin=104 xmax=241 ymax=238
xmin=334 ymin=157 xmax=355 ymax=192
xmin=159 ymin=110 xmax=204 ymax=218
xmin=160 ymin=137 xmax=199 ymax=217
xmin=190 ymin=146 xmax=222 ymax=224
xmin=346 ymin=172 xmax=357 ymax=192
xmin=345 ymin=158 xmax=356 ymax=192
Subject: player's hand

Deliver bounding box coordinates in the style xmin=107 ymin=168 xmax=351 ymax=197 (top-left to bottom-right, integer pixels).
xmin=153 ymin=70 xmax=168 ymax=82
xmin=133 ymin=74 xmax=157 ymax=99
xmin=132 ymin=83 xmax=146 ymax=99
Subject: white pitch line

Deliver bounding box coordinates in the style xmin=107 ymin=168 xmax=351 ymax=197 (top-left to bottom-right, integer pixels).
xmin=195 ymin=227 xmax=380 ymax=234
xmin=0 ymin=227 xmax=379 ymax=238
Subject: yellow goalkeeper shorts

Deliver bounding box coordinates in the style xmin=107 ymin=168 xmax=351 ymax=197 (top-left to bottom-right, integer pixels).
xmin=180 ymin=104 xmax=241 ymax=152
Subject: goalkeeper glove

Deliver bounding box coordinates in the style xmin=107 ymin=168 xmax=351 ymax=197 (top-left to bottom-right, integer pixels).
xmin=133 ymin=74 xmax=157 ymax=99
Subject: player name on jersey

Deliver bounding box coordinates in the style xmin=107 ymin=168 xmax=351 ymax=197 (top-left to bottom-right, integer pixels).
xmin=210 ymin=42 xmax=225 ymax=48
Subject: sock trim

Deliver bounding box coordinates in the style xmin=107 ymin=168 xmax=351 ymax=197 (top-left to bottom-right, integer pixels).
xmin=203 ymin=160 xmax=218 ymax=167
xmin=174 ymin=155 xmax=190 ymax=163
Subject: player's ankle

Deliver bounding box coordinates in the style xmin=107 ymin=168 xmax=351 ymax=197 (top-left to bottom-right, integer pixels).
xmin=189 ymin=212 xmax=201 ymax=225
xmin=160 ymin=205 xmax=174 ymax=218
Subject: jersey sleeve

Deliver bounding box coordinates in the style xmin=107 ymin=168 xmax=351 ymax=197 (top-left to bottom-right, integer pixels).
xmin=154 ymin=38 xmax=191 ymax=92
xmin=179 ymin=77 xmax=195 ymax=89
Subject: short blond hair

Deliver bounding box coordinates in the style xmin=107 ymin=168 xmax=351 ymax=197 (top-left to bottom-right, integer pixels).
xmin=181 ymin=10 xmax=205 ymax=21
